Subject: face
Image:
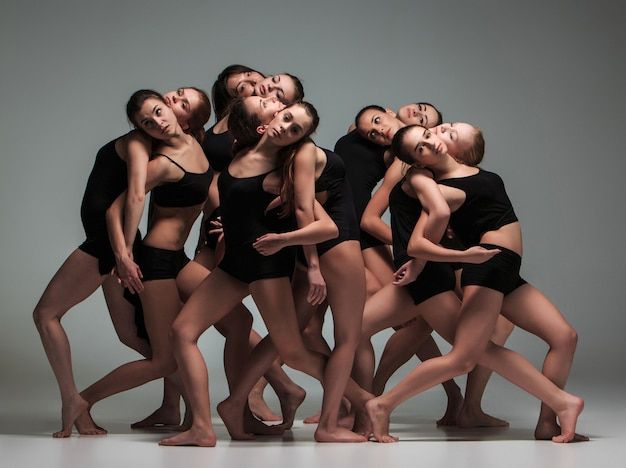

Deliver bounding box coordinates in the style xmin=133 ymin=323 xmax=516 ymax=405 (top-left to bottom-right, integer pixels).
xmin=397 ymin=103 xmax=440 ymax=128
xmin=432 ymin=122 xmax=475 ymax=158
xmin=357 ymin=109 xmax=405 ymax=146
xmin=134 ymin=97 xmax=178 ymax=140
xmin=226 ymin=71 xmax=265 ymax=98
xmin=403 ymin=126 xmax=447 ymax=167
xmin=163 ymin=88 xmax=202 ymax=130
xmin=262 ymin=104 xmax=313 ymax=146
xmin=254 ymin=74 xmax=298 ymax=103
xmin=244 ymin=96 xmax=287 ymax=124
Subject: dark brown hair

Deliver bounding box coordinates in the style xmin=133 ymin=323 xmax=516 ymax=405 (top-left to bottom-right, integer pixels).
xmin=126 ymin=89 xmax=166 ymax=129
xmin=212 ymin=64 xmax=265 ymax=121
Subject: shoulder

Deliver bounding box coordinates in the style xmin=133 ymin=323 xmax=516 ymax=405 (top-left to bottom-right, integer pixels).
xmin=406 ymin=166 xmax=436 ymax=190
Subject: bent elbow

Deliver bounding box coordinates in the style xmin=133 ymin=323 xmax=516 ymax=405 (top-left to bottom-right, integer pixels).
xmin=327 ymin=221 xmax=339 ymax=239
xmin=407 ymin=239 xmax=424 ymax=258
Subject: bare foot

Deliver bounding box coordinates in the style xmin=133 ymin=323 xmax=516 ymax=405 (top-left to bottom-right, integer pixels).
xmin=535 ymin=418 xmax=588 ymax=442
xmin=303 ymin=410 xmax=321 ymax=424
xmin=216 ymin=399 xmax=254 ymax=440
xmin=552 ymin=396 xmax=586 ymax=443
xmin=131 ymin=405 xmax=180 ymax=429
xmin=244 ymin=407 xmax=286 ymax=436
xmin=456 ymin=404 xmax=509 ymax=428
xmin=338 ymin=412 xmax=355 ymax=429
xmin=437 ymin=393 xmax=463 ymax=427
xmin=53 ymin=395 xmax=89 ymax=438
xmin=352 ymin=408 xmax=372 ymax=438
xmin=315 ymin=426 xmax=367 ymax=443
xmin=276 ymin=385 xmax=306 ymax=429
xmin=74 ymin=408 xmax=107 ymax=436
xmin=159 ymin=426 xmax=216 ymax=447
xmin=365 ymin=399 xmax=398 ymax=443
xmin=248 ymin=390 xmax=282 ymax=422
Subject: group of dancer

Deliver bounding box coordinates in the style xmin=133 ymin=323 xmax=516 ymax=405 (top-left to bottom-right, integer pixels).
xmin=33 ymin=64 xmax=587 ymax=446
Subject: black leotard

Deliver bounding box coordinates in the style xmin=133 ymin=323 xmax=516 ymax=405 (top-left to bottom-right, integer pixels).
xmin=201 ymin=125 xmax=234 ymax=172
xmin=437 ymin=169 xmax=518 ymax=247
xmin=217 ymin=167 xmax=295 ymax=284
xmin=334 ymin=131 xmax=387 ymax=250
xmin=312 ymin=149 xmax=360 ymax=256
xmin=79 ymin=136 xmax=141 ymax=274
xmin=389 ymin=178 xmax=455 ymax=305
xmin=151 ymin=154 xmax=212 ymax=208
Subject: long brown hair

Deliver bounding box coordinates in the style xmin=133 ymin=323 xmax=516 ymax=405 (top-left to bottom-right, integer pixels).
xmin=279 ymin=101 xmax=320 ymax=215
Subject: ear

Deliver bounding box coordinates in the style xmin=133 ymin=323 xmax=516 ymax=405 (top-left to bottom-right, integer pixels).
xmin=256 ymin=124 xmax=268 ymax=135
xmin=181 ymin=121 xmax=190 ymax=131
xmin=385 ymin=108 xmax=397 ymax=118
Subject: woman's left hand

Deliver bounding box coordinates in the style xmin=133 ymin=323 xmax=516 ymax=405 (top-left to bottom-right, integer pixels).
xmin=253 ymin=233 xmax=285 ymax=256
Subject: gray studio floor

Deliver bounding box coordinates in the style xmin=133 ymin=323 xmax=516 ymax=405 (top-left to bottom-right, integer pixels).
xmin=2 ymin=384 xmax=624 ymax=468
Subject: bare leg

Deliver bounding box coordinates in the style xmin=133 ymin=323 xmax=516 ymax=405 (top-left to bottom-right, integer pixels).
xmin=160 ymin=269 xmax=249 ymax=446
xmin=33 ymin=249 xmax=106 ymax=437
xmin=501 ymin=284 xmax=587 ymax=441
xmin=457 ymin=315 xmax=513 ymax=428
xmin=315 ymin=242 xmax=368 ymax=443
xmin=367 ymin=287 xmax=584 ymax=444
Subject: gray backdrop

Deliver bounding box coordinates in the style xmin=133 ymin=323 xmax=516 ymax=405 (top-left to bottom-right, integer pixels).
xmin=1 ymin=0 xmax=624 ymax=420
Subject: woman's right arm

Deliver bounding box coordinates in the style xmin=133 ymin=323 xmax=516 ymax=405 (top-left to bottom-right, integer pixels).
xmin=361 ymin=158 xmax=405 ymax=244
xmin=106 ymin=157 xmax=170 ymax=292
xmin=120 ymin=131 xmax=152 ymax=251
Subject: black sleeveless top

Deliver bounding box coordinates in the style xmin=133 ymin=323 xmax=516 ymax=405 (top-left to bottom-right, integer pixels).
xmin=201 ymin=125 xmax=234 ymax=172
xmin=334 ymin=130 xmax=387 ymax=221
xmin=151 ymin=154 xmax=212 ymax=208
xmin=389 ymin=179 xmax=434 ymax=269
xmin=80 ymin=137 xmax=128 ymax=240
xmin=438 ymin=169 xmax=518 ymax=246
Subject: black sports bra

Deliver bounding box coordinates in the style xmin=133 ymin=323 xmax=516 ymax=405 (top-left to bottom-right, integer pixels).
xmin=152 ymin=154 xmax=212 ymax=208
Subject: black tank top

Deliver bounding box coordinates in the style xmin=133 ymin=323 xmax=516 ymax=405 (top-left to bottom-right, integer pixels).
xmin=218 ymin=167 xmax=282 ymax=252
xmin=80 ymin=137 xmax=128 ymax=239
xmin=316 ymin=149 xmax=347 ymax=194
xmin=438 ymin=169 xmax=518 ymax=246
xmin=151 ymin=154 xmax=212 ymax=208
xmin=334 ymin=131 xmax=387 ymax=220
xmin=201 ymin=125 xmax=234 ymax=172
xmin=389 ymin=179 xmax=436 ymax=269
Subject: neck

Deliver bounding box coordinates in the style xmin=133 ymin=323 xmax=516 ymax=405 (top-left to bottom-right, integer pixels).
xmin=250 ymin=135 xmax=283 ymax=166
xmin=429 ymin=152 xmax=460 ymax=178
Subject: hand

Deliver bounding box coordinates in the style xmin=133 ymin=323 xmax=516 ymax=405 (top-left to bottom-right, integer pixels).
xmin=208 ymin=217 xmax=223 ymax=237
xmin=114 ymin=253 xmax=144 ymax=294
xmin=393 ymin=259 xmax=425 ymax=286
xmin=306 ymin=266 xmax=326 ymax=306
xmin=253 ymin=232 xmax=286 ymax=256
xmin=463 ymin=246 xmax=501 ymax=264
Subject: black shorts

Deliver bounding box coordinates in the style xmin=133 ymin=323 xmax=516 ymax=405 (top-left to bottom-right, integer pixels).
xmin=359 ymin=230 xmax=385 ymax=251
xmin=201 ymin=207 xmax=221 ymax=251
xmin=136 ymin=243 xmax=190 ymax=281
xmin=461 ymin=243 xmax=527 ymax=295
xmin=219 ymin=246 xmax=296 ymax=284
xmin=78 ymin=231 xmax=142 ymax=275
xmin=403 ymin=261 xmax=456 ymax=305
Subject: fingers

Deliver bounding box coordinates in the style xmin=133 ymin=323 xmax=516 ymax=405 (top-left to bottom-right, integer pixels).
xmin=307 ymin=283 xmax=327 ymax=306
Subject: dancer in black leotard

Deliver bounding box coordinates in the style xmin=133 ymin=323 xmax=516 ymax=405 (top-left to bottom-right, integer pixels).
xmin=361 ymin=124 xmax=585 ymax=444
xmin=71 ymin=90 xmax=212 ymax=432
xmin=33 ymin=87 xmax=211 ymax=438
xmin=160 ymin=101 xmax=373 ymax=447
xmin=198 ymin=68 xmax=306 ymax=423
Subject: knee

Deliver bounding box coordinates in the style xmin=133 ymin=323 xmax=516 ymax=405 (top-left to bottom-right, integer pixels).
xmin=170 ymin=322 xmax=197 ymax=348
xmin=448 ymin=352 xmax=478 ymax=375
xmin=152 ymin=357 xmax=178 ymax=378
xmin=33 ymin=305 xmax=56 ymax=331
xmin=551 ymin=326 xmax=578 ymax=353
xmin=280 ymin=346 xmax=309 ymax=370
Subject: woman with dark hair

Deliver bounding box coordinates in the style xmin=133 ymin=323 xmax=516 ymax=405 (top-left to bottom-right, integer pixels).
xmin=33 ymin=87 xmax=211 ymax=438
xmin=197 ymin=66 xmax=307 ymax=422
xmin=66 ymin=89 xmax=212 ymax=432
xmin=160 ymin=101 xmax=373 ymax=447
xmin=362 ymin=124 xmax=585 ymax=443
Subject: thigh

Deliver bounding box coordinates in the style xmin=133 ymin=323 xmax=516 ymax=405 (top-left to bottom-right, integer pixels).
xmin=450 ymin=286 xmax=504 ymax=357
xmin=321 ymin=242 xmax=366 ymax=341
xmin=362 ymin=284 xmax=422 ymax=337
xmin=174 ymin=268 xmax=249 ymax=342
xmin=193 ymin=246 xmax=218 ymax=271
xmin=139 ymin=279 xmax=182 ymax=359
xmin=176 ymin=260 xmax=210 ymax=302
xmin=35 ymin=249 xmax=104 ymax=317
xmin=501 ymin=283 xmax=574 ymax=343
xmin=250 ymin=277 xmax=302 ymax=350
xmin=417 ymin=292 xmax=462 ymax=344
xmin=362 ymin=245 xmax=394 ymax=287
